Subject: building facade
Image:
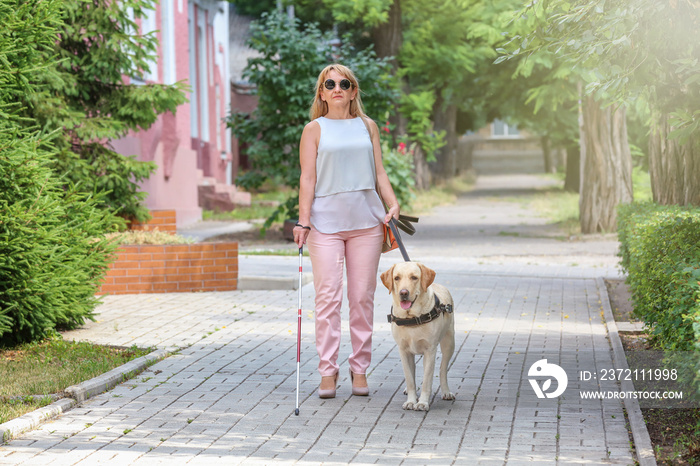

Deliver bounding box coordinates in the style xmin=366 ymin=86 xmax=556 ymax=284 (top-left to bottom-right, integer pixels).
xmin=112 ymin=0 xmax=244 ymax=227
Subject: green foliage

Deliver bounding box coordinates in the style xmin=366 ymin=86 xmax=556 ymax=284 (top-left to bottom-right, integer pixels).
xmin=0 ymin=0 xmax=118 ymax=345
xmin=379 ymin=139 xmax=416 ymax=210
xmin=228 ymin=0 xmax=276 ymax=19
xmin=632 ymin=166 xmax=652 ymax=202
xmin=31 ymin=0 xmax=188 ymax=222
xmin=229 ymin=0 xmax=343 ymax=38
xmin=228 ymin=12 xmax=398 ymax=227
xmin=668 ymin=106 xmax=700 ymax=145
xmin=319 ymin=0 xmax=391 ymax=27
xmin=321 ymin=0 xmax=525 ymax=169
xmin=399 ymin=91 xmax=445 ymax=162
xmin=50 ymin=0 xmax=188 ymax=132
xmin=0 ymin=141 xmax=117 ymax=347
xmin=507 ymin=0 xmax=700 ymax=144
xmin=617 ymin=203 xmax=700 ymax=351
xmin=54 ymin=148 xmax=155 ymax=224
xmin=493 ymin=1 xmax=583 ymax=154
xmin=400 ymin=0 xmax=521 ymax=119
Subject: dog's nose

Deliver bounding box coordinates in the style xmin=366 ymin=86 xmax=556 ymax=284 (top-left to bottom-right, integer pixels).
xmin=399 ymin=289 xmax=410 ymax=300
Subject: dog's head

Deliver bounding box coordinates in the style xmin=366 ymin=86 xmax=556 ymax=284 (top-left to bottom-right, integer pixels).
xmin=380 ymin=262 xmax=436 ymax=313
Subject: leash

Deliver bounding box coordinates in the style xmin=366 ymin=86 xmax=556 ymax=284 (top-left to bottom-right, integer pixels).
xmin=388 ymin=219 xmax=410 ymax=262
xmin=388 ymin=216 xmax=414 ymax=262
xmin=361 ymin=115 xmax=417 ymax=263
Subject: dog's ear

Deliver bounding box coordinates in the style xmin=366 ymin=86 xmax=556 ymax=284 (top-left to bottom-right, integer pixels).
xmin=380 ymin=265 xmax=395 ymax=292
xmin=418 ymin=263 xmax=436 ymax=291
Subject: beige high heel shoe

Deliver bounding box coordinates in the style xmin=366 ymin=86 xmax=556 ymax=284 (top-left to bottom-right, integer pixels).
xmin=350 ymin=370 xmax=369 ymax=396
xmin=318 ymin=373 xmax=338 ymax=398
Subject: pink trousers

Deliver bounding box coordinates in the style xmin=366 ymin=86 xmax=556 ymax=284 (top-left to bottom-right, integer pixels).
xmin=307 ymin=224 xmax=383 ymax=377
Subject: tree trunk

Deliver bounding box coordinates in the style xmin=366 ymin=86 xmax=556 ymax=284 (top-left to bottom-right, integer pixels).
xmin=564 ymin=143 xmax=580 ymax=193
xmin=412 ymin=144 xmax=431 ymax=190
xmin=430 ymin=93 xmax=458 ymax=179
xmin=372 ymin=0 xmax=402 ymax=71
xmin=372 ymin=1 xmax=410 ymax=168
xmin=579 ymin=96 xmax=633 ymax=233
xmin=541 ymin=135 xmax=553 ymax=173
xmin=371 ymin=0 xmax=402 ymax=135
xmin=648 ymin=112 xmax=700 ymax=205
xmin=457 ymin=134 xmax=480 ymax=174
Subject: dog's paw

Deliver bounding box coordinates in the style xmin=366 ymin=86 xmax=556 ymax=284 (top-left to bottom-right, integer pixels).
xmin=402 ymin=401 xmax=416 ymax=410
xmin=442 ymin=392 xmax=455 ymax=400
xmin=414 ymin=401 xmax=430 ymax=411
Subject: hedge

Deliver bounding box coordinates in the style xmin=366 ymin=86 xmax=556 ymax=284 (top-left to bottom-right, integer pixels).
xmin=617 ymin=202 xmax=700 ymax=352
xmin=618 ymin=202 xmax=700 ymax=398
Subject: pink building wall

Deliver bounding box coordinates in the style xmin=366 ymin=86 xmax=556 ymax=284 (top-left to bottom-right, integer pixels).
xmin=112 ymin=0 xmax=233 ymax=228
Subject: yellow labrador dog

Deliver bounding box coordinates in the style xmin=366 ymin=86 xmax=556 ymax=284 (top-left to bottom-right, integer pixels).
xmin=381 ymin=262 xmax=455 ymax=411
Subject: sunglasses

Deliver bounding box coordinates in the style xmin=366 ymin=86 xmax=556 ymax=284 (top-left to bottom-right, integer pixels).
xmin=324 ymin=78 xmax=352 ymax=91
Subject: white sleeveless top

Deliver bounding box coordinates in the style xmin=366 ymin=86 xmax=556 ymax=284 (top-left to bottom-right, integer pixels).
xmin=310 ymin=117 xmax=385 ymax=234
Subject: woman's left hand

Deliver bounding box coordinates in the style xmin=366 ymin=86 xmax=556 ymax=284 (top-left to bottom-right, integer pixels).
xmin=384 ymin=204 xmax=400 ymax=224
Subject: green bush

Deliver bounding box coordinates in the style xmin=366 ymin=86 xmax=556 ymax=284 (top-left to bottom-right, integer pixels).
xmin=28 ymin=0 xmax=187 ymax=224
xmin=381 ymin=141 xmax=416 ymax=210
xmin=399 ymin=91 xmax=446 ymax=163
xmin=617 ymin=202 xmax=700 ymax=351
xmin=617 ymin=202 xmax=657 ymax=271
xmin=0 ymin=0 xmax=118 ymax=346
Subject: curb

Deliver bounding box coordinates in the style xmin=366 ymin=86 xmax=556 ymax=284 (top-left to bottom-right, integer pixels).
xmin=237 ymin=272 xmax=313 ymax=290
xmin=0 ymin=348 xmax=169 ymax=443
xmin=597 ymin=277 xmax=657 ymax=466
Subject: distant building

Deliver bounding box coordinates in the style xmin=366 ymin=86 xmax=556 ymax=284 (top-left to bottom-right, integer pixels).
xmin=112 ymin=0 xmax=249 ymax=227
xmin=228 ymin=12 xmax=259 ymax=185
xmin=468 ymin=119 xmax=546 ymax=175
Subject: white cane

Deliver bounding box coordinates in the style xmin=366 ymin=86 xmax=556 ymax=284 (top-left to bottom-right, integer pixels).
xmin=295 ymin=246 xmax=303 ymax=415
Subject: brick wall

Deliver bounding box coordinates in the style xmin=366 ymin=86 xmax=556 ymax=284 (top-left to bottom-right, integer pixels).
xmin=98 ymin=242 xmax=238 ymax=295
xmin=128 ymin=210 xmax=177 ymax=234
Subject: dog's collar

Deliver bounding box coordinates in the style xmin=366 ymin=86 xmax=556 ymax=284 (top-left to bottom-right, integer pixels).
xmin=387 ymin=294 xmax=453 ymax=327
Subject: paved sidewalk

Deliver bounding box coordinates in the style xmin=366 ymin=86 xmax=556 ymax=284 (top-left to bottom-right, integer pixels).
xmin=0 ymin=175 xmax=644 ymax=465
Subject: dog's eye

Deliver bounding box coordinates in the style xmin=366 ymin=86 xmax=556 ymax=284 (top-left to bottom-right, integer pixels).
xmin=394 ymin=276 xmax=400 ymax=281
xmin=410 ymin=275 xmax=418 ymax=281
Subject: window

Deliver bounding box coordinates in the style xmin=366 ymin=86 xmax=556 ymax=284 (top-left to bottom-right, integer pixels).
xmin=140 ymin=7 xmax=158 ymax=82
xmin=161 ymin=0 xmax=176 ymax=85
xmin=188 ymin=2 xmax=198 ymax=138
xmin=492 ymin=119 xmax=520 ymax=138
xmin=197 ymin=18 xmax=209 ymax=143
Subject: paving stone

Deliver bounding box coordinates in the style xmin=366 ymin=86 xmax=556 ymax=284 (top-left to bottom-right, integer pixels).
xmin=0 ymin=175 xmax=646 ymax=465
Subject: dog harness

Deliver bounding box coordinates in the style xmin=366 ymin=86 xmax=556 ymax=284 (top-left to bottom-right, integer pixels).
xmin=387 ymin=294 xmax=453 ymax=326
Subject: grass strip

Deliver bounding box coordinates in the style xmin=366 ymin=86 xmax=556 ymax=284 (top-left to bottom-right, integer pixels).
xmin=203 ymin=188 xmax=293 ymax=222
xmin=0 ymin=336 xmax=152 ymax=424
xmin=488 ymin=169 xmax=653 ymax=237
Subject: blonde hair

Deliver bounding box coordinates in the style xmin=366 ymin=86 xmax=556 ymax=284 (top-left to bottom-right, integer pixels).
xmin=309 ymin=64 xmax=368 ymax=121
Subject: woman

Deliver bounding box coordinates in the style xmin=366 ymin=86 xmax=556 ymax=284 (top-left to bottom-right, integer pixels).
xmin=293 ymin=64 xmax=400 ymax=398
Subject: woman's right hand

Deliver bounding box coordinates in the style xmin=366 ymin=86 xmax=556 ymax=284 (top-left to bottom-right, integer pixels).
xmin=293 ymin=224 xmax=311 ymax=248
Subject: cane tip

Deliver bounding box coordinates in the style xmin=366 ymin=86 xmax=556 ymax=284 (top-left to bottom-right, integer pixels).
xmin=294 ymin=408 xmax=300 ymax=416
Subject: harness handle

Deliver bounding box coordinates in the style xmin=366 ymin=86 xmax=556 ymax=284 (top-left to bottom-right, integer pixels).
xmin=388 ymin=218 xmax=410 ymax=262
